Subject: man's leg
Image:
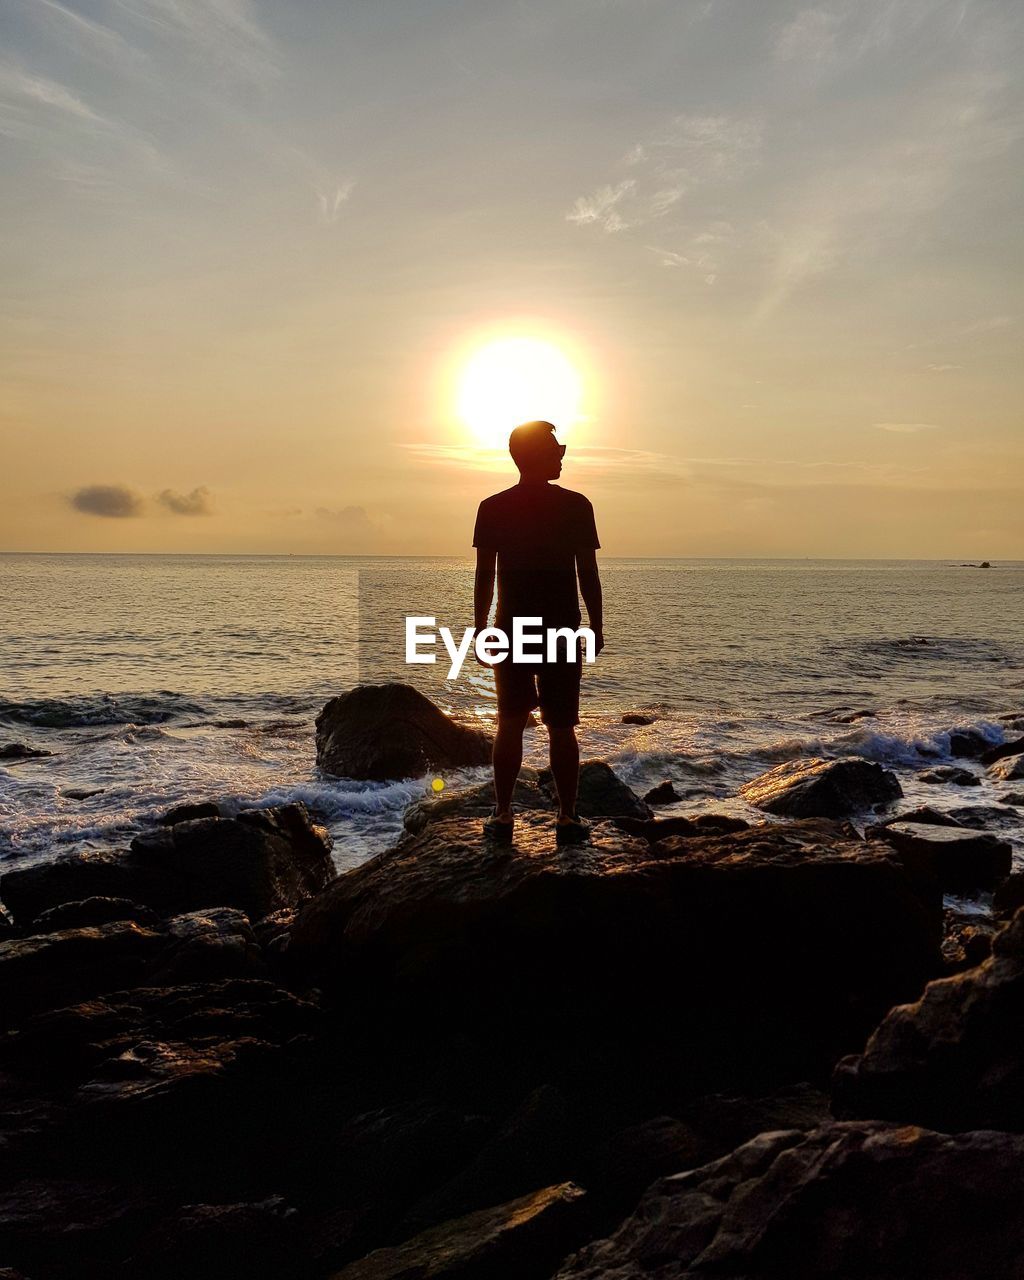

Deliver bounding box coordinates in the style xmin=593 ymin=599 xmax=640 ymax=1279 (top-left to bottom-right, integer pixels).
xmin=547 ymin=725 xmax=580 ymax=822
xmin=493 ymin=709 xmax=531 ymax=820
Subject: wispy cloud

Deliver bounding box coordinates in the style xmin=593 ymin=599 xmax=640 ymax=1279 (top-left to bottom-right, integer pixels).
xmin=566 ymin=179 xmax=636 ymax=233
xmin=317 ymin=180 xmax=356 ymax=225
xmin=158 ymin=486 xmax=213 ymax=515
xmin=874 ymin=422 xmax=941 ymax=434
xmin=110 ymin=0 xmax=279 ymax=80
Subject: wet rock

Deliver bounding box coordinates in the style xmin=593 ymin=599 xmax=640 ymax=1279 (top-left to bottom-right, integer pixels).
xmin=316 ymin=684 xmax=491 ymax=781
xmin=555 ymin=1122 xmax=1024 ymax=1280
xmin=875 ymin=806 xmax=964 ymax=828
xmin=833 ymin=908 xmax=1024 ymax=1132
xmin=980 ymin=735 xmax=1024 ymax=766
xmin=538 ymin=760 xmax=652 ymax=820
xmin=998 ymin=791 xmax=1024 ymax=807
xmin=0 ymin=743 xmax=53 ymax=760
xmin=738 ymin=756 xmax=902 ymax=818
xmin=942 ymin=908 xmax=995 ymax=971
xmin=333 ymin=1182 xmax=586 ymax=1280
xmin=158 ymin=801 xmax=220 ymax=825
xmin=988 ymin=753 xmax=1024 ymax=782
xmin=621 ymin=713 xmax=656 ymax=725
xmin=945 ymin=804 xmax=1019 ymax=830
xmin=290 ymin=814 xmax=941 ymax=1079
xmin=864 ymin=820 xmax=1011 ymax=893
xmin=643 ymin=780 xmax=680 ymax=805
xmin=32 ymin=897 xmax=160 ymax=932
xmin=403 ymin=772 xmax=549 ymax=834
xmin=917 ymin=765 xmax=980 ymax=786
xmin=64 ymin=788 xmax=105 ymax=800
xmin=0 ymin=803 xmax=332 ymax=925
xmin=615 ymin=813 xmax=751 ymax=842
xmin=948 ymin=729 xmax=993 ymax=758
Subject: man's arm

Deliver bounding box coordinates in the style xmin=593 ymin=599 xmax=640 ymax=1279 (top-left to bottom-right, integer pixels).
xmin=576 ymin=547 xmax=604 ymax=655
xmin=474 ymin=546 xmax=497 ymax=633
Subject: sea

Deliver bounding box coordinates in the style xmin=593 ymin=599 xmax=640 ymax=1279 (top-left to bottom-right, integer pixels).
xmin=2 ymin=554 xmax=1023 ymax=882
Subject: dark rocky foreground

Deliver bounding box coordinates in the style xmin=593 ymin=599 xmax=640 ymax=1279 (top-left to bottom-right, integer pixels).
xmin=3 ymin=692 xmax=1024 ymax=1278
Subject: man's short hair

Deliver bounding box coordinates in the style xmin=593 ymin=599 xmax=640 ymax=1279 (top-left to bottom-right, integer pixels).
xmin=508 ymin=420 xmax=556 ymax=468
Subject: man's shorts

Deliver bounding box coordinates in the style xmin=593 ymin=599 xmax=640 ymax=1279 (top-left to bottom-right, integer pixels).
xmin=492 ymin=642 xmax=583 ymax=728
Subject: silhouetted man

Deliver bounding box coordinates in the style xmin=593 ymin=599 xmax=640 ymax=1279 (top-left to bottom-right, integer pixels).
xmin=473 ymin=420 xmax=603 ymax=843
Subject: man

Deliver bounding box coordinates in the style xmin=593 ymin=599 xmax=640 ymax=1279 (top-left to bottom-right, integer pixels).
xmin=472 ymin=419 xmax=603 ymax=843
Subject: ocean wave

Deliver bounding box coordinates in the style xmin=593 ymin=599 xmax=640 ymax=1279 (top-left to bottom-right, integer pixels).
xmin=0 ymin=692 xmax=210 ymax=729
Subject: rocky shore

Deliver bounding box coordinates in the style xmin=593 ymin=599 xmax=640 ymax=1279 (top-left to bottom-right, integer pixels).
xmin=2 ymin=684 xmax=1023 ymax=1278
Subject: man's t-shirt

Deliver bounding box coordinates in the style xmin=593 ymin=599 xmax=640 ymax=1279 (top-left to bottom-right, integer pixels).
xmin=473 ymin=483 xmax=600 ymax=629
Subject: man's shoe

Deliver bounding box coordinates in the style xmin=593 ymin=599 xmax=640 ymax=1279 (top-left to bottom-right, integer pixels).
xmin=555 ymin=813 xmax=590 ymax=845
xmin=483 ymin=808 xmax=514 ymax=842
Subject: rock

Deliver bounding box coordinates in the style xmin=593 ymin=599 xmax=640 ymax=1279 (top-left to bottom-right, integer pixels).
xmin=946 ymin=804 xmax=1019 ymax=829
xmin=403 ymin=773 xmax=549 ymax=834
xmin=554 ymin=1122 xmax=1024 ymax=1280
xmin=993 ymin=873 xmax=1024 ymax=919
xmin=998 ymin=791 xmax=1024 ymax=807
xmin=158 ymin=801 xmax=220 ymax=825
xmin=980 ymin=735 xmax=1024 ymax=765
xmin=614 ymin=813 xmax=751 ymax=842
xmin=0 ymin=907 xmax=265 ymax=1025
xmin=942 ymin=907 xmax=995 ymax=971
xmin=0 ymin=803 xmax=332 ymax=925
xmin=865 ymin=821 xmax=1012 ymax=893
xmin=988 ymin=753 xmax=1024 ymax=781
xmin=643 ymin=780 xmax=680 ymax=805
xmin=290 ymin=814 xmax=941 ymax=1080
xmin=404 ymin=762 xmax=651 ymax=831
xmin=64 ymin=788 xmax=105 ymax=800
xmin=739 ymin=756 xmax=902 ymax=818
xmin=833 ymin=908 xmax=1024 ymax=1132
xmin=315 ymin=684 xmax=491 ymax=781
xmin=875 ymin=806 xmax=964 ymax=828
xmin=621 ymin=713 xmax=655 ymax=725
xmin=332 ymin=1182 xmax=586 ymax=1280
xmin=917 ymin=765 xmax=980 ymax=786
xmin=32 ymin=897 xmax=160 ymax=932
xmin=126 ymin=1196 xmax=302 ymax=1280
xmin=538 ymin=760 xmax=652 ymax=820
xmin=948 ymin=729 xmax=992 ymax=758
xmin=0 ymin=743 xmax=53 ymax=760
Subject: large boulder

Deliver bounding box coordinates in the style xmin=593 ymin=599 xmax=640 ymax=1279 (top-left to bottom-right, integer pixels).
xmin=554 ymin=1122 xmax=1024 ymax=1280
xmin=0 ymin=804 xmax=332 ymax=926
xmin=865 ymin=820 xmax=1012 ymax=892
xmin=402 ymin=762 xmax=650 ymax=834
xmin=833 ymin=907 xmax=1024 ymax=1132
xmin=289 ymin=813 xmax=941 ymax=1079
xmin=738 ymin=756 xmax=902 ymax=818
xmin=980 ymin=735 xmax=1024 ymax=766
xmin=316 ymin=685 xmax=491 ymax=781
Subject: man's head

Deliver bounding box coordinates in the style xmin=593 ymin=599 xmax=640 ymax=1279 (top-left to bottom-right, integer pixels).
xmin=508 ymin=420 xmax=566 ymax=481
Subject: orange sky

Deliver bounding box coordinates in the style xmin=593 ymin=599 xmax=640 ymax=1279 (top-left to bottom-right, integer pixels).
xmin=2 ymin=0 xmax=1022 ymax=557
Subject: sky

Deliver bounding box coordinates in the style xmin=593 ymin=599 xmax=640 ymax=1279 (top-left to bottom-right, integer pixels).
xmin=1 ymin=0 xmax=1022 ymax=558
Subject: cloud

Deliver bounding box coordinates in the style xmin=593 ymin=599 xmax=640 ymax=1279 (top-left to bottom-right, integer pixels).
xmin=313 ymin=505 xmax=388 ymax=544
xmin=69 ymin=484 xmax=144 ymax=517
xmin=317 ymin=180 xmax=355 ymax=225
xmin=566 ymin=179 xmax=636 ymax=233
xmin=873 ymin=423 xmax=941 ymax=434
xmin=157 ymin=486 xmax=213 ymax=515
xmin=926 ymin=363 xmax=962 ymax=372
xmin=110 ymin=0 xmax=279 ymax=80
xmin=569 ymin=115 xmax=760 ymax=238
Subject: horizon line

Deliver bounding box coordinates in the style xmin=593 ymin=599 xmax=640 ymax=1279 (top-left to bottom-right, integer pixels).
xmin=0 ymin=551 xmax=1017 ymax=563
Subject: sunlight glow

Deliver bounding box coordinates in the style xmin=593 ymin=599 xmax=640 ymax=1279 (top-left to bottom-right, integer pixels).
xmin=456 ymin=337 xmax=583 ymax=449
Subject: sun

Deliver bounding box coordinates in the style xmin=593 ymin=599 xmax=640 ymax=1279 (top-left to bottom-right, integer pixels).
xmin=456 ymin=336 xmax=582 ymax=449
